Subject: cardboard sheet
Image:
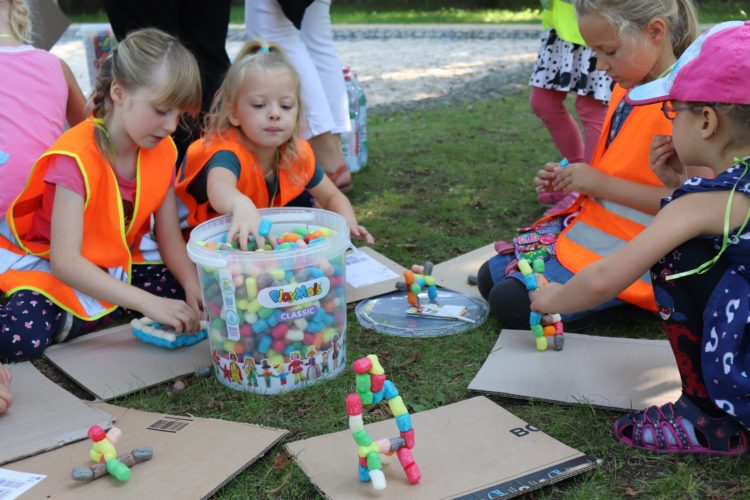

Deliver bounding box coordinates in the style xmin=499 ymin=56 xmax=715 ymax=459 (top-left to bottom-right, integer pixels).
xmin=28 ymin=0 xmax=70 ymax=50
xmin=469 ymin=330 xmax=682 ymax=411
xmin=44 ymin=324 xmax=212 ymax=401
xmin=432 ymin=243 xmax=496 ymax=299
xmin=345 ymin=247 xmax=406 ymax=303
xmin=5 ymin=403 xmax=287 ymax=499
xmin=286 ymin=396 xmax=598 ymax=499
xmin=0 ymin=363 xmax=114 ymax=465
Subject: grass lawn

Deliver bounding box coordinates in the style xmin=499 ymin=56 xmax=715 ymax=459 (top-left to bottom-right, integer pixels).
xmin=66 ymin=2 xmax=748 ymax=25
xmin=41 ymin=88 xmax=746 ymax=498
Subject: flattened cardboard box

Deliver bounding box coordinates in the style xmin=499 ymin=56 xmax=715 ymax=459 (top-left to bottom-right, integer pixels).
xmin=0 ymin=363 xmax=114 ymax=465
xmin=469 ymin=330 xmax=682 ymax=411
xmin=286 ymin=396 xmax=598 ymax=499
xmin=432 ymin=243 xmax=496 ymax=299
xmin=345 ymin=247 xmax=405 ymax=303
xmin=5 ymin=403 xmax=287 ymax=499
xmin=44 ymin=324 xmax=211 ymax=401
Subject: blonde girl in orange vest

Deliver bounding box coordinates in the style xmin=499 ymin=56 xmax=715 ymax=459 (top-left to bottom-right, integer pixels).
xmin=175 ymin=40 xmax=373 ymax=250
xmin=532 ymin=21 xmax=750 ymax=455
xmin=477 ymin=0 xmax=701 ymax=330
xmin=0 ymin=29 xmax=203 ymax=361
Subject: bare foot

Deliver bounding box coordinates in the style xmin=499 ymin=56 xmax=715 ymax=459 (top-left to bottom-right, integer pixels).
xmin=0 ymin=363 xmax=13 ymax=414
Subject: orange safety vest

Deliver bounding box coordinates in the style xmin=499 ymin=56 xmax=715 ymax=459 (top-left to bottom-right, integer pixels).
xmin=536 ymin=85 xmax=672 ymax=311
xmin=0 ymin=118 xmax=176 ymax=319
xmin=175 ymin=130 xmax=316 ymax=229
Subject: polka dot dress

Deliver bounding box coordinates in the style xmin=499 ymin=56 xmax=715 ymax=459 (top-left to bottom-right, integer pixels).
xmin=529 ymin=28 xmax=613 ymax=105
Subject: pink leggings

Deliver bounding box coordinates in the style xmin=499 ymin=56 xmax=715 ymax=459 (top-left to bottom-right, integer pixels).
xmin=529 ymin=86 xmax=608 ymax=163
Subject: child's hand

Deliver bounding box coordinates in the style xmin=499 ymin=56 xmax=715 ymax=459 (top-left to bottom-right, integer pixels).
xmin=228 ymin=198 xmax=263 ymax=251
xmin=534 ymin=162 xmax=561 ymax=195
xmin=183 ymin=277 xmax=205 ymax=320
xmin=142 ymin=297 xmax=201 ymax=334
xmin=0 ymin=363 xmax=13 ymax=415
xmin=350 ymin=224 xmax=374 ymax=245
xmin=552 ymin=162 xmax=607 ymax=196
xmin=650 ymin=135 xmax=686 ymax=188
xmin=530 ymin=282 xmax=564 ymax=313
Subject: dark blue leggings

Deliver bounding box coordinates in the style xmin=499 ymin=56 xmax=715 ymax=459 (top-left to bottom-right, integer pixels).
xmin=0 ymin=265 xmax=184 ymax=362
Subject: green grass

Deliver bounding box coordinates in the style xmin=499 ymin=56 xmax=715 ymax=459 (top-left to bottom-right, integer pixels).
xmin=41 ymin=89 xmax=746 ymax=498
xmin=65 ymin=2 xmax=748 ymax=25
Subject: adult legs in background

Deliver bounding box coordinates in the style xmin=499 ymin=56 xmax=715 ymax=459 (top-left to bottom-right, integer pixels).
xmin=245 ymin=0 xmax=351 ymax=189
xmin=574 ymin=93 xmax=608 ymax=163
xmin=103 ymin=0 xmax=231 ymax=166
xmin=529 ymin=86 xmax=584 ymax=164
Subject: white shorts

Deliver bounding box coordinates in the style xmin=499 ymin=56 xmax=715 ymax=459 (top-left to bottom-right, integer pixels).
xmin=245 ymin=0 xmax=350 ymax=139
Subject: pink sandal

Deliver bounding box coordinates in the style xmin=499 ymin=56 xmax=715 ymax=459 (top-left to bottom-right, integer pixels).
xmin=613 ymin=395 xmax=750 ymax=456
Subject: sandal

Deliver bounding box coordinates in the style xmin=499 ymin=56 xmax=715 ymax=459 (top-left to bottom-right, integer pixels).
xmin=326 ymin=163 xmax=353 ymax=193
xmin=613 ymin=394 xmax=750 ymax=456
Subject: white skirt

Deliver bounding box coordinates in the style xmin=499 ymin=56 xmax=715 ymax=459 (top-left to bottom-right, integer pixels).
xmin=529 ymin=28 xmax=613 ymax=104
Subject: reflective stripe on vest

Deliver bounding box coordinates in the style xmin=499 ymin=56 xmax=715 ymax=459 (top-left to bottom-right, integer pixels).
xmin=0 ymin=219 xmax=127 ymax=318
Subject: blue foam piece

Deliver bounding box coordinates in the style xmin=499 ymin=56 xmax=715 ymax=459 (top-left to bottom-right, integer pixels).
xmin=530 ymin=311 xmax=543 ymax=325
xmin=132 ymin=324 xmax=208 ymax=349
xmin=382 ymin=380 xmax=398 ymax=400
xmin=358 ymin=464 xmax=371 ymax=482
xmin=396 ymin=413 xmax=412 ymax=432
xmin=372 ymin=389 xmax=385 ymax=403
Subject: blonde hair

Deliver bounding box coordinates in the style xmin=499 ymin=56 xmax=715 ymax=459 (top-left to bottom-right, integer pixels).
xmin=90 ymin=28 xmax=202 ymax=161
xmin=6 ymin=0 xmax=31 ymax=43
xmin=572 ymin=0 xmax=699 ymax=57
xmin=204 ymin=39 xmax=303 ymax=176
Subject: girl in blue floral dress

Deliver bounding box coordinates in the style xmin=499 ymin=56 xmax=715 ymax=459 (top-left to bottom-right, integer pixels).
xmin=532 ymin=21 xmax=750 ymax=455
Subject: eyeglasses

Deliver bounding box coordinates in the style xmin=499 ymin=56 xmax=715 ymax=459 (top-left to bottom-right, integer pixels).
xmin=661 ymin=101 xmax=706 ymax=120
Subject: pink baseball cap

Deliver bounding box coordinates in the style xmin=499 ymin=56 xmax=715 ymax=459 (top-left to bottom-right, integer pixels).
xmin=626 ymin=20 xmax=750 ymax=106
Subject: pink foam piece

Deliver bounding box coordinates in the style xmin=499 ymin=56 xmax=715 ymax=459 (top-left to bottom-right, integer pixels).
xmin=239 ymin=324 xmax=252 ymax=337
xmin=358 ymin=456 xmax=368 ymax=467
xmin=400 ymin=429 xmax=415 ymax=449
xmin=346 ymin=393 xmax=363 ymax=416
xmin=554 ymin=321 xmax=564 ymax=334
xmin=352 ymin=357 xmax=373 ymax=375
xmin=270 ymin=323 xmax=288 ymax=339
xmin=370 ymin=374 xmax=386 ymax=393
xmin=405 ymin=463 xmax=422 ymax=484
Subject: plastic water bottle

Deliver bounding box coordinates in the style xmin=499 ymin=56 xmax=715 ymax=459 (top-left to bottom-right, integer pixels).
xmin=341 ymin=67 xmax=361 ymax=173
xmin=353 ymin=72 xmax=367 ymax=169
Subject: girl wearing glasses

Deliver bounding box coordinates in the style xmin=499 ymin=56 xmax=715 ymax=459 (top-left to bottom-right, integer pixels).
xmin=532 ymin=21 xmax=750 ymax=456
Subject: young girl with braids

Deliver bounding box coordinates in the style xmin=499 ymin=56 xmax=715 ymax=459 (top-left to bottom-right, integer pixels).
xmin=0 ymin=0 xmax=87 ymax=216
xmin=532 ymin=21 xmax=750 ymax=455
xmin=0 ymin=28 xmax=203 ymax=361
xmin=176 ymin=40 xmax=373 ymax=249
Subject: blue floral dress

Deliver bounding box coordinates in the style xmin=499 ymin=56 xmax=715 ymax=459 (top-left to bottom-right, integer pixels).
xmin=664 ymin=160 xmax=750 ymax=430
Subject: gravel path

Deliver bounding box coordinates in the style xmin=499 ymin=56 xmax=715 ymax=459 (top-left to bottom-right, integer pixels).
xmin=52 ymin=23 xmax=542 ymax=114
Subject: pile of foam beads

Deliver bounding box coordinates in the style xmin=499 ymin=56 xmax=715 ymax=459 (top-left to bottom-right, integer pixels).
xmin=193 ymin=219 xmax=346 ymax=388
xmin=519 ymin=258 xmax=564 ymax=352
xmin=395 ymin=261 xmax=438 ymax=309
xmin=197 ymin=218 xmax=332 ymax=253
xmin=345 ymin=354 xmax=421 ymax=490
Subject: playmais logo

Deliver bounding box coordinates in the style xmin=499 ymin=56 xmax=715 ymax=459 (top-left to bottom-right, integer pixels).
xmin=258 ymin=277 xmax=330 ymax=308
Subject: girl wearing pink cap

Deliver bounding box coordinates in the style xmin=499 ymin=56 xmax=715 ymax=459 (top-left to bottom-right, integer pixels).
xmin=532 ymin=21 xmax=750 ymax=456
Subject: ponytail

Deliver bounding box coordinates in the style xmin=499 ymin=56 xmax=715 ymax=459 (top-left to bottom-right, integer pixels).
xmin=8 ymin=0 xmax=31 ymax=44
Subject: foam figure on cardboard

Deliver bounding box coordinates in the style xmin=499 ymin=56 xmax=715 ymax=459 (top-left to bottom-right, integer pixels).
xmin=346 ymin=354 xmax=421 ymax=490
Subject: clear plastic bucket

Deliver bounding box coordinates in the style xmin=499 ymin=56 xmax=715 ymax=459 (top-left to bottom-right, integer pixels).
xmin=187 ymin=208 xmax=349 ymax=394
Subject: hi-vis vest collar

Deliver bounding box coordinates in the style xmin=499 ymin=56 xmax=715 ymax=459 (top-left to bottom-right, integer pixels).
xmin=537 ymin=85 xmax=672 ymax=311
xmin=175 ymin=129 xmax=315 ymax=230
xmin=0 ymin=118 xmax=176 ymax=320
